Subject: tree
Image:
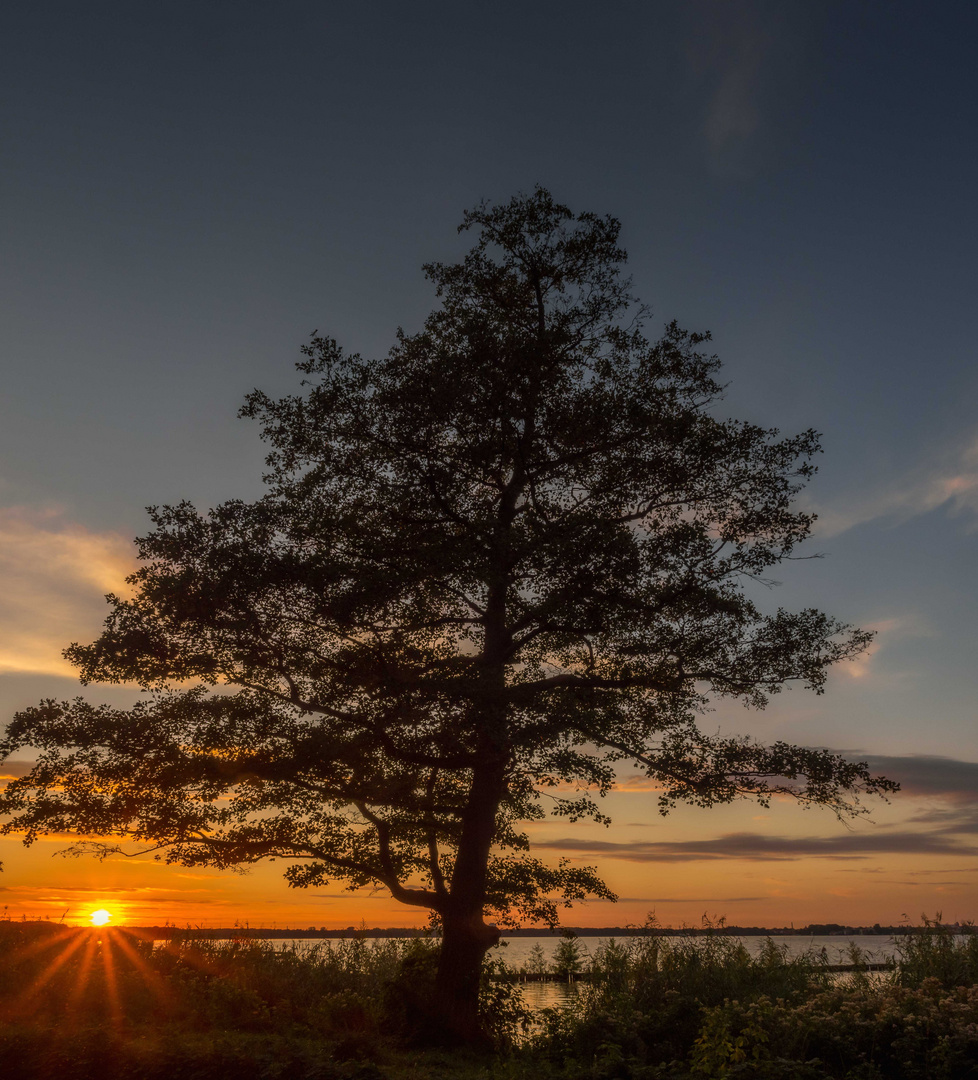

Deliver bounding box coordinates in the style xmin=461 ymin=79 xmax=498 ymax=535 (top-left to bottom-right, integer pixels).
xmin=552 ymin=932 xmax=585 ymax=980
xmin=0 ymin=188 xmax=896 ymax=1043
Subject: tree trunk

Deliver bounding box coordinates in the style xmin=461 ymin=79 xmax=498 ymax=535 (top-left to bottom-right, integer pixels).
xmin=432 ymin=909 xmax=501 ymax=1045
xmin=428 ymin=749 xmax=507 ymax=1045
xmin=427 ymin=609 xmax=509 ymax=1046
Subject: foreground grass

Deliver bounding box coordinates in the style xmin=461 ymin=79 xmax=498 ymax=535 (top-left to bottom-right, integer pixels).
xmin=3 ymin=918 xmax=978 ymax=1078
xmin=0 ymin=1024 xmax=541 ymax=1080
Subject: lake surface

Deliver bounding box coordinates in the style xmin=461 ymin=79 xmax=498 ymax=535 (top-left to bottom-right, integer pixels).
xmin=494 ymin=933 xmax=900 ymax=970
xmin=162 ymin=932 xmax=903 ymax=970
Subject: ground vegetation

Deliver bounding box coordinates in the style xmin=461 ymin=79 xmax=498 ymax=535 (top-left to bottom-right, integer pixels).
xmin=3 ymin=919 xmax=978 ymax=1079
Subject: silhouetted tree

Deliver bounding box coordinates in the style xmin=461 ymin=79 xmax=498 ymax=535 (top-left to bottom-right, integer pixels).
xmin=0 ymin=189 xmax=896 ymax=1044
xmin=553 ymin=932 xmax=585 ymax=979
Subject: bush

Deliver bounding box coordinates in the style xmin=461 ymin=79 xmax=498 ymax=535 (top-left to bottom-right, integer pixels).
xmin=525 ymin=917 xmax=978 ymax=1079
xmin=532 ymin=920 xmax=832 ymax=1071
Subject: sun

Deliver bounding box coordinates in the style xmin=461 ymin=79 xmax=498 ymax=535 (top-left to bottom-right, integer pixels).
xmin=89 ymin=909 xmax=112 ymax=926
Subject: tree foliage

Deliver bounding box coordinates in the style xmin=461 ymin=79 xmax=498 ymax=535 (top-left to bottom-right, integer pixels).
xmin=0 ymin=188 xmax=895 ymax=1039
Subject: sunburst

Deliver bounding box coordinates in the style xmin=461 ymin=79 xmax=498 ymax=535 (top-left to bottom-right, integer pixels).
xmin=3 ymin=922 xmax=173 ymax=1027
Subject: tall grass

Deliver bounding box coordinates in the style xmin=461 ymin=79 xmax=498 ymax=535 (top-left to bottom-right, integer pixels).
xmin=0 ymin=923 xmax=409 ymax=1024
xmin=0 ymin=922 xmax=532 ymax=1077
xmin=0 ymin=924 xmax=438 ymax=1078
xmin=894 ymin=913 xmax=978 ymax=989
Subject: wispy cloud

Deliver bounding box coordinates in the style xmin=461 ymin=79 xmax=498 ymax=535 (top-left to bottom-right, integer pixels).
xmin=908 ymin=868 xmax=978 ymax=876
xmin=811 ymin=435 xmax=978 ymax=538
xmin=0 ymin=883 xmax=221 ymax=897
xmin=841 ymin=616 xmax=931 ymax=679
xmin=684 ymin=0 xmax=801 ymax=174
xmin=534 ymin=830 xmax=978 ymax=863
xmin=612 ymin=775 xmax=666 ymax=792
xmin=0 ymin=507 xmax=134 ymax=676
xmin=637 ymin=896 xmax=764 ymax=904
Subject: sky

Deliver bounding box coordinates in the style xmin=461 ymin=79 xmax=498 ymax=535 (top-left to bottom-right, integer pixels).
xmin=1 ymin=0 xmax=977 ymax=929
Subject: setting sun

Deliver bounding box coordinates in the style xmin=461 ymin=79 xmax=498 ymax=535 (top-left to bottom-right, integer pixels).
xmin=89 ymin=909 xmax=112 ymax=927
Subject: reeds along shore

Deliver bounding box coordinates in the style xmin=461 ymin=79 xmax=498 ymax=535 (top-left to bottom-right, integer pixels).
xmin=2 ymin=918 xmax=978 ymax=1079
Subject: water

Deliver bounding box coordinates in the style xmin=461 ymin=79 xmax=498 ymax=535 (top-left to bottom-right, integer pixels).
xmin=495 ymin=933 xmax=900 ymax=970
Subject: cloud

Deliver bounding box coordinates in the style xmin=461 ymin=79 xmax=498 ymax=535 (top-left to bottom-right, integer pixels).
xmin=0 ymin=759 xmax=36 ymax=780
xmin=0 ymin=884 xmax=225 ymax=899
xmin=857 ymin=754 xmax=978 ymax=802
xmin=601 ymin=751 xmax=978 ymax=807
xmin=905 ymin=804 xmax=978 ymax=832
xmin=701 ymin=26 xmax=765 ymax=160
xmin=635 ymin=896 xmax=764 ymax=904
xmin=908 ymin=868 xmax=978 ymax=876
xmin=684 ymin=0 xmax=802 ymax=174
xmin=537 ymin=753 xmax=978 ymax=866
xmin=838 ymin=877 xmax=969 ymax=887
xmin=839 ymin=867 xmax=978 ymax=877
xmin=534 ymin=830 xmax=978 ymax=863
xmin=792 ymin=612 xmax=934 ymax=681
xmin=840 ymin=616 xmax=930 ymax=679
xmin=612 ymin=775 xmax=666 ymax=793
xmin=811 ymin=435 xmax=978 ymax=537
xmin=0 ymin=507 xmax=135 ymax=677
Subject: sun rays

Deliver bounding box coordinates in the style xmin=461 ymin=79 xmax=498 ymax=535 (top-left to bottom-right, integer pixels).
xmin=0 ymin=922 xmax=173 ymax=1027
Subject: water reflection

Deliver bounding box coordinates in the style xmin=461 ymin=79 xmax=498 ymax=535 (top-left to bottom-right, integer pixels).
xmin=517 ymin=978 xmax=581 ymax=1012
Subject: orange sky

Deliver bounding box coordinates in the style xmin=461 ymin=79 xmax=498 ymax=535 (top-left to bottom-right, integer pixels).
xmin=2 ymin=761 xmax=976 ymax=929
xmin=1 ymin=511 xmax=977 ymax=930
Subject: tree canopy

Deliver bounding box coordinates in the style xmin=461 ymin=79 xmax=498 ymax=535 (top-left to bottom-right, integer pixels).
xmin=0 ymin=188 xmax=896 ymax=1041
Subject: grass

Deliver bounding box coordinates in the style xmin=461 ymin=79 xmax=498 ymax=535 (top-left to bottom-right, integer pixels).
xmin=2 ymin=917 xmax=978 ymax=1078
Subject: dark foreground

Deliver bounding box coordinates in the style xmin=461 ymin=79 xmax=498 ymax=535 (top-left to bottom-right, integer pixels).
xmin=2 ymin=918 xmax=978 ymax=1079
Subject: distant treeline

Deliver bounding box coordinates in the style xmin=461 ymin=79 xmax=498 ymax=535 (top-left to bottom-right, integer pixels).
xmin=97 ymin=921 xmax=976 ymax=939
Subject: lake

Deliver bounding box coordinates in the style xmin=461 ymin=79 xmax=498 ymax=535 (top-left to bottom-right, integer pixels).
xmin=495 ymin=933 xmax=900 ymax=969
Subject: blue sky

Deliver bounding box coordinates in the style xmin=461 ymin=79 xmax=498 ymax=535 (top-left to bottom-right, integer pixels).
xmin=1 ymin=0 xmax=976 ymax=926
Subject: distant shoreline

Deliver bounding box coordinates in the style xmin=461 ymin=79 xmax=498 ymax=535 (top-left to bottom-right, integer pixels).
xmin=19 ymin=921 xmax=967 ymax=938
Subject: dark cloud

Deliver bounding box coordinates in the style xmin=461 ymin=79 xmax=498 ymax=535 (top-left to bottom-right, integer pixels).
xmin=535 ymin=831 xmax=978 ymax=863
xmin=858 ymin=755 xmax=978 ymax=801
